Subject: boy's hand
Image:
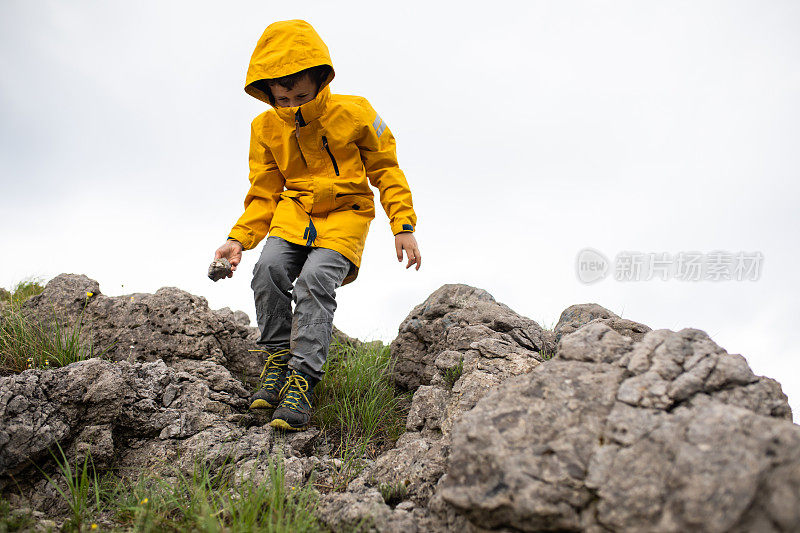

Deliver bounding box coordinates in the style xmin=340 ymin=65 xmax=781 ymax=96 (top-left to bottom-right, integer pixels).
xmin=214 ymin=240 xmax=243 ymax=278
xmin=395 ymin=233 xmax=421 ymax=270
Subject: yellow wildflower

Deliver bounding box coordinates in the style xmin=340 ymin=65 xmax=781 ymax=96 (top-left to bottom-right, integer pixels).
xmin=91 ymin=524 xmax=98 ymax=530
xmin=86 ymin=292 xmax=94 ymax=298
xmin=141 ymin=497 xmax=149 ymax=505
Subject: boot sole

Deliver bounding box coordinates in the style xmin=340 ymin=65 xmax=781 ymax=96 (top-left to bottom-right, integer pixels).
xmin=250 ymin=399 xmax=277 ymax=409
xmin=269 ymin=418 xmax=309 ymax=431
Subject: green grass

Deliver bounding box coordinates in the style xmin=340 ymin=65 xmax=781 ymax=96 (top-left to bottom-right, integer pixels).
xmin=541 ymin=346 xmax=556 ymax=360
xmin=442 ymin=356 xmax=464 ymax=389
xmin=313 ymin=339 xmax=411 ymax=489
xmin=537 ymin=317 xmax=556 ymax=359
xmin=36 ymin=442 xmax=102 ymax=530
xmin=0 ymin=278 xmax=45 ymax=308
xmin=38 ymin=444 xmax=322 ymax=532
xmin=0 ymin=497 xmax=35 ymax=532
xmin=0 ymin=280 xmax=114 ymax=374
xmin=378 ymin=480 xmax=409 ymax=507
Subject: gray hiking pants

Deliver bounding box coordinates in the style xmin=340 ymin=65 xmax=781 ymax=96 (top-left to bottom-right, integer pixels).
xmin=251 ymin=235 xmax=352 ymax=380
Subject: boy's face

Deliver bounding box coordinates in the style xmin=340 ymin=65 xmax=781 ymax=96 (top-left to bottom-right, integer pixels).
xmin=268 ymin=73 xmax=318 ymax=107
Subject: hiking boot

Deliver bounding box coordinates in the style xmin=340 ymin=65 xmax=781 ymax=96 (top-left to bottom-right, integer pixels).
xmin=248 ymin=348 xmax=291 ymax=409
xmin=269 ymin=368 xmax=319 ymax=431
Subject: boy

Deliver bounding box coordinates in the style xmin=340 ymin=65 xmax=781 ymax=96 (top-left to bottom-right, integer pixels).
xmin=213 ymin=20 xmax=421 ymax=431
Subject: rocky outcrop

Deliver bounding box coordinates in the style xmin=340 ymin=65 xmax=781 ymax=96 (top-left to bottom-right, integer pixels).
xmin=20 ymin=274 xmax=358 ymax=384
xmin=0 ymin=275 xmax=364 ymax=517
xmin=1 ymin=358 xmax=246 ymax=479
xmin=389 ymin=284 xmax=557 ymax=390
xmin=314 ymin=287 xmax=796 ymax=532
xmin=0 ymin=356 xmax=332 ymax=513
xmin=435 ymin=323 xmax=796 ymax=532
xmin=364 ymin=286 xmax=555 ymax=495
xmin=554 ymin=302 xmax=651 ymax=343
xmin=3 ymin=276 xmax=798 ymax=532
xmin=19 ymin=274 xmax=261 ymax=382
xmin=314 ymin=285 xmax=558 ymax=531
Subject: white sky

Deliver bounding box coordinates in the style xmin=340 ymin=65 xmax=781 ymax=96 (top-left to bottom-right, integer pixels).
xmin=1 ymin=1 xmax=798 ymax=421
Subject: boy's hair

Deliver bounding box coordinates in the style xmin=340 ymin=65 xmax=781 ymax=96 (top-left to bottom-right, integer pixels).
xmin=253 ymin=65 xmax=332 ymax=105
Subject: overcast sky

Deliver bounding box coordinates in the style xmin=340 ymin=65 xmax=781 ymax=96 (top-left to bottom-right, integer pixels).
xmin=2 ymin=1 xmax=798 ymax=420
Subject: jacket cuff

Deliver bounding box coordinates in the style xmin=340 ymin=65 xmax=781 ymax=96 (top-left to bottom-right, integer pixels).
xmin=227 ymin=228 xmax=256 ymax=250
xmin=391 ymin=221 xmax=415 ymax=235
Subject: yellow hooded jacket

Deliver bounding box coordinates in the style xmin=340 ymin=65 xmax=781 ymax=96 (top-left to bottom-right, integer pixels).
xmin=228 ymin=20 xmax=416 ymax=286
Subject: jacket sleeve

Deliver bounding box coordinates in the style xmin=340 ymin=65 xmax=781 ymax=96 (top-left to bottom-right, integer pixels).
xmin=355 ymin=99 xmax=417 ymax=235
xmin=227 ymin=117 xmax=285 ymax=249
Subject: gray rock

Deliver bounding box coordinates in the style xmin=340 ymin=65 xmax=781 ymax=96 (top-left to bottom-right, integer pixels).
xmin=208 ymin=257 xmax=232 ymax=281
xmin=69 ymin=424 xmax=114 ymax=469
xmin=587 ymin=399 xmax=800 ymax=532
xmin=22 ymin=274 xmax=263 ymax=383
xmin=406 ymin=386 xmax=448 ymax=431
xmin=348 ymin=284 xmax=554 ymax=518
xmin=436 ymin=323 xmax=798 ymax=532
xmin=440 ymin=360 xmax=626 ymax=531
xmin=0 ymin=357 xmax=251 ymax=481
xmin=390 ymin=284 xmax=554 ymax=391
xmin=314 ymin=490 xmax=454 ymax=533
xmin=554 ymin=303 xmax=651 ymax=343
xmin=350 ymin=430 xmax=450 ymax=505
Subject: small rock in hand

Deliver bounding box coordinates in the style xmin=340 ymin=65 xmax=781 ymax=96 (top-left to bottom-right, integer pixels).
xmin=208 ymin=258 xmax=232 ymax=281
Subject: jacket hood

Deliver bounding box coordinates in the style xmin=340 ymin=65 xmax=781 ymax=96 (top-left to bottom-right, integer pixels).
xmin=244 ymin=20 xmax=335 ymax=106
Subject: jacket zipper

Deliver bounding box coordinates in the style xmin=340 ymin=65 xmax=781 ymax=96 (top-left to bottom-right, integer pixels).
xmin=321 ymin=136 xmax=339 ymax=176
xmin=294 ymin=108 xmax=306 ymax=139
xmin=334 ymin=192 xmax=365 ymax=210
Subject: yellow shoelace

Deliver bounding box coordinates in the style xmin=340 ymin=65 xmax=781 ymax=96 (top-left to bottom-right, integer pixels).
xmin=249 ymin=348 xmax=290 ymax=386
xmin=278 ymin=372 xmax=310 ymax=412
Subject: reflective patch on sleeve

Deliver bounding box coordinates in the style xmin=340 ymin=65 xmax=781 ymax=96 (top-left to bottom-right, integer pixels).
xmin=372 ymin=113 xmax=387 ymax=137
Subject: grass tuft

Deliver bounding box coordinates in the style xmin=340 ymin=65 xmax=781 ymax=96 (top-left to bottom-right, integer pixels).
xmin=36 ymin=441 xmax=102 ymax=531
xmin=0 ymin=278 xmax=45 ymax=308
xmin=378 ymin=480 xmax=409 ymax=507
xmin=313 ymin=339 xmax=411 ymax=488
xmin=442 ymin=356 xmax=464 ymax=389
xmin=541 ymin=345 xmax=556 ymax=360
xmin=0 ymin=497 xmax=35 ymax=531
xmin=35 ymin=445 xmax=321 ymax=531
xmin=108 ymin=451 xmax=321 ymax=532
xmin=0 ymin=283 xmax=114 ymax=374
